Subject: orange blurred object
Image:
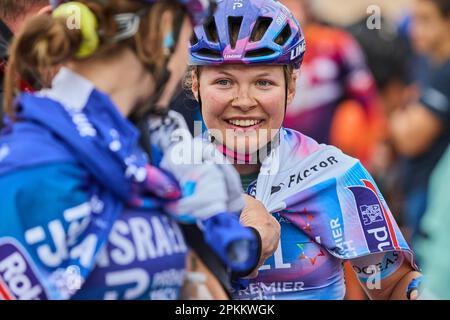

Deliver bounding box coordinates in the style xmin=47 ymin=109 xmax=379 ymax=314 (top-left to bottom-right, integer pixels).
xmin=330 ymin=99 xmax=387 ymax=170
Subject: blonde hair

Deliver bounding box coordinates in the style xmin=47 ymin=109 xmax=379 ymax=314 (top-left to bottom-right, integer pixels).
xmin=3 ymin=0 xmax=185 ymax=119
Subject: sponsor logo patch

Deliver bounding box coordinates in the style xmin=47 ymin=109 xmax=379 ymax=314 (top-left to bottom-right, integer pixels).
xmin=348 ymin=180 xmax=400 ymax=253
xmin=0 ymin=239 xmax=48 ymax=300
xmin=360 ymin=204 xmax=384 ymax=225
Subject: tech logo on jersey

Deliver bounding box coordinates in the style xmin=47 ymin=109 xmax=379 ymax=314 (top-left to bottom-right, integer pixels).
xmin=360 ymin=204 xmax=384 ymax=225
xmin=348 ymin=179 xmax=400 ymax=253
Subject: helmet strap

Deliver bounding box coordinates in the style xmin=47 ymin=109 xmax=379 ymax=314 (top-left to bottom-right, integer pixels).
xmin=283 ymin=65 xmax=289 ymax=116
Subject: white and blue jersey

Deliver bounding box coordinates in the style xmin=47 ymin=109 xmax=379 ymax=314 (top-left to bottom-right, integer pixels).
xmin=0 ymin=68 xmax=187 ymax=300
xmin=231 ymin=129 xmax=418 ymax=300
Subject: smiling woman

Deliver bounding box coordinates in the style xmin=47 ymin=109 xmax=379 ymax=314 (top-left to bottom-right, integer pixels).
xmin=192 ymin=64 xmax=296 ymax=158
xmin=187 ymin=0 xmax=422 ymax=300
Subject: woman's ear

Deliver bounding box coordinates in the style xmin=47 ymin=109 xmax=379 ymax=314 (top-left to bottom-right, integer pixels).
xmin=286 ymin=70 xmax=298 ymax=105
xmin=37 ymin=5 xmax=53 ymax=16
xmin=191 ymin=69 xmax=199 ymax=101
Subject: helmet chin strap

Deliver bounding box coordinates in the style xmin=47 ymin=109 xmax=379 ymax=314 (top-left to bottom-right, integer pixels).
xmin=284 ymin=66 xmax=289 ymax=112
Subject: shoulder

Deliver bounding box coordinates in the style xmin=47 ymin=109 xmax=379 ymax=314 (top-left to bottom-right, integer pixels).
xmin=281 ymin=128 xmax=360 ymax=176
xmin=149 ymin=110 xmax=189 ymax=134
xmin=0 ymin=162 xmax=88 ymax=199
xmin=281 ymin=128 xmax=321 ymax=154
xmin=0 ymin=162 xmax=90 ymax=229
xmin=282 ymin=128 xmax=353 ymax=161
xmin=0 ymin=163 xmax=91 ymax=235
xmin=0 ymin=117 xmax=76 ymax=176
xmin=149 ymin=110 xmax=191 ymax=155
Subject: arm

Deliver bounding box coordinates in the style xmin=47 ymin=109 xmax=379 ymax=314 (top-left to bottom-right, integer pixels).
xmin=350 ymin=251 xmax=422 ymax=300
xmin=340 ymin=30 xmax=379 ymax=111
xmin=0 ymin=163 xmax=98 ymax=299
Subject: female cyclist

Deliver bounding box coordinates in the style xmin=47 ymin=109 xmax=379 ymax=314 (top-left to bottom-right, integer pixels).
xmin=187 ymin=0 xmax=422 ymax=300
xmin=0 ymin=0 xmax=277 ymax=300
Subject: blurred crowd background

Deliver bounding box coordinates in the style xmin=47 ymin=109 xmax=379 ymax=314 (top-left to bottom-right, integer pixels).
xmin=173 ymin=0 xmax=450 ymax=299
xmin=1 ymin=0 xmax=449 ymax=299
xmin=280 ymin=0 xmax=450 ymax=299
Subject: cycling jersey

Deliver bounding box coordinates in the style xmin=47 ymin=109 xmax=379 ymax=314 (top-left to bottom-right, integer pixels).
xmin=229 ymin=128 xmax=417 ymax=300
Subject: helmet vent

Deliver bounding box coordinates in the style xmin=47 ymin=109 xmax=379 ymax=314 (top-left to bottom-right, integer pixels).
xmin=245 ymin=47 xmax=275 ymax=58
xmin=190 ymin=32 xmax=199 ymax=46
xmin=250 ymin=17 xmax=273 ymax=42
xmin=196 ymin=48 xmax=222 ymax=59
xmin=228 ymin=16 xmax=243 ymax=50
xmin=274 ymin=23 xmax=292 ymax=46
xmin=204 ymin=18 xmax=219 ymax=42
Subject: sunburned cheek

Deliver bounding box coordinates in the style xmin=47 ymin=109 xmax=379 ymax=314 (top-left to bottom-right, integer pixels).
xmin=261 ymin=95 xmax=285 ymax=119
xmin=204 ymin=94 xmax=228 ymax=119
xmin=265 ymin=109 xmax=285 ymax=132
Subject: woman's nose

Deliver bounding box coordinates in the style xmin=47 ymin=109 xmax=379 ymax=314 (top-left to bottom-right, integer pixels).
xmin=231 ymin=89 xmax=257 ymax=111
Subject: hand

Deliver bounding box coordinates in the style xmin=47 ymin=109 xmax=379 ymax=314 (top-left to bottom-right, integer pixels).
xmin=239 ymin=194 xmax=280 ymax=278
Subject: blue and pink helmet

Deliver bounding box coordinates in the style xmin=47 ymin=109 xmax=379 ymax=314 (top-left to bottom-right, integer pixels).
xmin=50 ymin=0 xmax=216 ymax=27
xmin=190 ymin=0 xmax=306 ymax=69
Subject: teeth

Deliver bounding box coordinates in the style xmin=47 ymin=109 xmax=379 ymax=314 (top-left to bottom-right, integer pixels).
xmin=228 ymin=119 xmax=261 ymax=127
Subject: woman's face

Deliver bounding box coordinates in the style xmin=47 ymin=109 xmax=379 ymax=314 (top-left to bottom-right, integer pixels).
xmin=412 ymin=0 xmax=450 ymax=55
xmin=193 ymin=64 xmax=296 ymax=156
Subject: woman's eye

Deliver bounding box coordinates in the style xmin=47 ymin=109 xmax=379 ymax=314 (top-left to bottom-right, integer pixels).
xmin=216 ymin=79 xmax=231 ymax=86
xmin=256 ymin=80 xmax=272 ymax=87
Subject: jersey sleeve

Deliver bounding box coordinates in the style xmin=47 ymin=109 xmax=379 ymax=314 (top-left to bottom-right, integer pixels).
xmin=0 ymin=163 xmax=122 ymax=300
xmin=281 ymin=154 xmax=418 ymax=270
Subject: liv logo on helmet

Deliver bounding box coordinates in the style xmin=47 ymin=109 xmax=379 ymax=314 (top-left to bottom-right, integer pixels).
xmin=290 ymin=43 xmax=305 ymax=61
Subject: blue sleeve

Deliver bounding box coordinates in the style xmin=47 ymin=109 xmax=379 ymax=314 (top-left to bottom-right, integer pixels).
xmin=0 ymin=163 xmax=94 ymax=300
